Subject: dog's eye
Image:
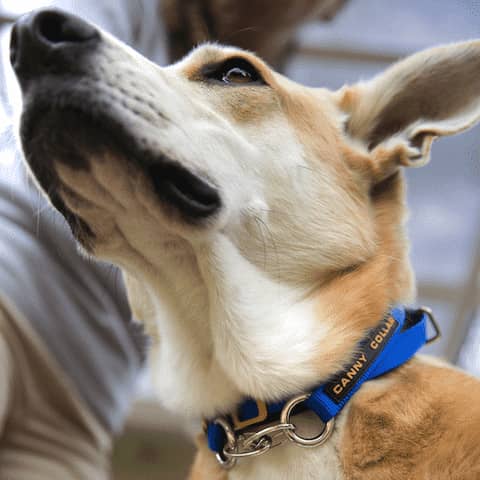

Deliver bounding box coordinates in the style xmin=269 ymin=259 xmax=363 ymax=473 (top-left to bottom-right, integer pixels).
xmin=203 ymin=58 xmax=265 ymax=86
xmin=223 ymin=66 xmax=253 ymax=84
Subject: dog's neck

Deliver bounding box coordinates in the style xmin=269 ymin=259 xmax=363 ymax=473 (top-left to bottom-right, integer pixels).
xmin=122 ymin=173 xmax=414 ymax=419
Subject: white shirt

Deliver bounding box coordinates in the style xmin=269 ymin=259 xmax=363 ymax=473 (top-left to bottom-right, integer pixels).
xmin=0 ymin=0 xmax=168 ymax=433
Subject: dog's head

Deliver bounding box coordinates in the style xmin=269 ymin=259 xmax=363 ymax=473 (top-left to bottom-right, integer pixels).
xmin=10 ymin=10 xmax=480 ymax=411
xmin=11 ymin=9 xmax=375 ymax=276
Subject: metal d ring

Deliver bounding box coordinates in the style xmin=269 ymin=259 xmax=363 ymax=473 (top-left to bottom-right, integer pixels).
xmin=213 ymin=417 xmax=237 ymax=469
xmin=280 ymin=394 xmax=335 ymax=447
xmin=419 ymin=306 xmax=441 ymax=344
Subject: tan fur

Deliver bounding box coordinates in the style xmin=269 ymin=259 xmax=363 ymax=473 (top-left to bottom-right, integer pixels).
xmin=309 ymin=173 xmax=414 ymax=375
xmin=342 ymin=358 xmax=480 ymax=480
xmin=188 ymin=435 xmax=228 ymax=480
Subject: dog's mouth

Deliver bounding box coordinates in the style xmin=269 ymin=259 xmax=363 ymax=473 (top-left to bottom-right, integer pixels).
xmin=20 ymin=89 xmax=222 ymax=244
xmin=148 ymin=163 xmax=222 ymax=219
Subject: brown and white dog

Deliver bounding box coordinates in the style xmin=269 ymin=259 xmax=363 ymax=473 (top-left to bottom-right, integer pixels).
xmin=11 ymin=9 xmax=480 ymax=480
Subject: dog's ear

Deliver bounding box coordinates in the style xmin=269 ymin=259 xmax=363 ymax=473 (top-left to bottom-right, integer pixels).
xmin=336 ymin=40 xmax=480 ymax=181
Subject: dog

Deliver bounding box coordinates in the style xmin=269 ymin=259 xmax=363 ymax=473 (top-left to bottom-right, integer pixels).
xmin=11 ymin=9 xmax=480 ymax=480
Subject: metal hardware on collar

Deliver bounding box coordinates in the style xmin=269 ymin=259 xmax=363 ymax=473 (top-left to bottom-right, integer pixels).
xmin=242 ymin=423 xmax=295 ymax=449
xmin=223 ymin=436 xmax=272 ymax=460
xmin=215 ymin=419 xmax=296 ymax=468
xmin=211 ymin=397 xmax=335 ymax=469
xmin=280 ymin=394 xmax=335 ymax=447
xmin=213 ymin=418 xmax=237 ymax=469
xmin=420 ymin=306 xmax=441 ymax=344
xmin=231 ymin=399 xmax=268 ymax=430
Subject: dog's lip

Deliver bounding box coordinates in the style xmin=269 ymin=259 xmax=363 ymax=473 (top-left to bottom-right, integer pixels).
xmin=149 ymin=163 xmax=221 ymax=219
xmin=20 ymin=87 xmax=222 ymax=222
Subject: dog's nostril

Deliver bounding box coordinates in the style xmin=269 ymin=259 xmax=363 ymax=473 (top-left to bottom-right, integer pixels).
xmin=35 ymin=10 xmax=98 ymax=45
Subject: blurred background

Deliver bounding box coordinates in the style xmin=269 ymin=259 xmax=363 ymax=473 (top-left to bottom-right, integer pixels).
xmin=0 ymin=0 xmax=479 ymax=479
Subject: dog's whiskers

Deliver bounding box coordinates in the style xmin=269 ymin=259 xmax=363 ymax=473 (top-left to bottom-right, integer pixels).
xmin=251 ymin=213 xmax=279 ymax=269
xmin=252 ymin=214 xmax=268 ymax=269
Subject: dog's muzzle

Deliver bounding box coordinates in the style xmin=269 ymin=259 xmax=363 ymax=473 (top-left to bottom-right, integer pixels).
xmin=10 ymin=10 xmax=222 ymax=233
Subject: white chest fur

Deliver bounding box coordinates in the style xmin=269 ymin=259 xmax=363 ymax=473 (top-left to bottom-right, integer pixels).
xmin=137 ymin=234 xmax=331 ymax=418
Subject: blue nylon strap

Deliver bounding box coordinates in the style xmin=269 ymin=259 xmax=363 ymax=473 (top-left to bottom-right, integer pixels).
xmin=207 ymin=307 xmax=430 ymax=453
xmin=208 ymin=423 xmax=225 ymax=452
xmin=306 ymin=307 xmax=426 ymax=421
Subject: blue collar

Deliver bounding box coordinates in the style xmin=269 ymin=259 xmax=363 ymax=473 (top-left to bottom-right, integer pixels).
xmin=206 ymin=307 xmax=440 ymax=462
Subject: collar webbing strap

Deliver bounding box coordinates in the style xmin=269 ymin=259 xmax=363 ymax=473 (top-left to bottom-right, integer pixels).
xmin=207 ymin=307 xmax=437 ymax=454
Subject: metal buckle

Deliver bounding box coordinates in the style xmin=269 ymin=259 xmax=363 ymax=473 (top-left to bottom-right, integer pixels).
xmin=212 ymin=394 xmax=335 ymax=469
xmin=420 ymin=306 xmax=441 ymax=344
xmin=231 ymin=399 xmax=268 ymax=430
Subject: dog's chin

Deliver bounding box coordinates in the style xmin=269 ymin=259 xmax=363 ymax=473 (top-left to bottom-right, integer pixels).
xmin=19 ymin=96 xmax=223 ymax=246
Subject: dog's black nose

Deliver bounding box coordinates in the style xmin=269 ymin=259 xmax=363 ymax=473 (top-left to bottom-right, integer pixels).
xmin=10 ymin=9 xmax=99 ymax=79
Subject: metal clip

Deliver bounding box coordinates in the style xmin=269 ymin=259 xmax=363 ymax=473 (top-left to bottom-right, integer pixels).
xmin=223 ymin=436 xmax=272 ymax=460
xmin=222 ymin=422 xmax=296 ymax=463
xmin=242 ymin=423 xmax=295 ymax=450
xmin=213 ymin=394 xmax=335 ymax=469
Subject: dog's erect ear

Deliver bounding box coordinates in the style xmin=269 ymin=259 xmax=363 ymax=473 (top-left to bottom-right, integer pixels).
xmin=336 ymin=40 xmax=480 ymax=181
